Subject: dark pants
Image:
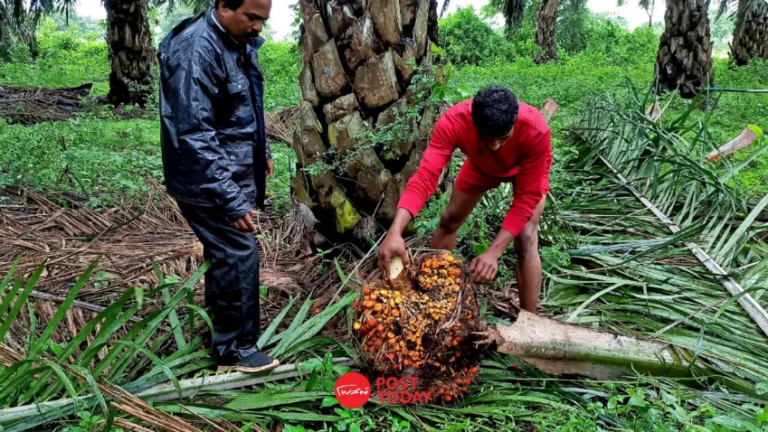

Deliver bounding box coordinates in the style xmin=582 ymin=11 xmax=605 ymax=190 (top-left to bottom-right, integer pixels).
xmin=178 ymin=202 xmax=260 ymax=362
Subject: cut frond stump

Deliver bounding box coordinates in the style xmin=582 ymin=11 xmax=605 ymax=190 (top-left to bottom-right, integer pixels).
xmin=706 ymin=126 xmax=760 ymax=163
xmin=352 ymin=252 xmax=488 ymax=403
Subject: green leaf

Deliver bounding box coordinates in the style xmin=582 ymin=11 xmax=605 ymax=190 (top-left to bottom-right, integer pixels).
xmin=714 ymin=192 xmax=768 ymax=263
xmin=661 ymin=391 xmax=677 ymax=405
xmin=458 ymin=84 xmax=472 ymax=99
xmin=114 ymin=340 xmax=183 ymax=399
xmin=270 ymin=297 xmax=313 ymax=357
xmin=755 ymin=381 xmax=768 ymax=395
xmin=430 ymin=43 xmax=446 ymax=57
xmin=305 ymin=367 xmax=320 ymax=391
xmin=0 ymin=255 xmax=21 ymax=293
xmin=0 ymin=263 xmax=45 ymax=342
xmin=747 ymin=124 xmax=763 ymax=138
xmin=226 ymin=391 xmax=330 ymax=411
xmin=628 ymin=394 xmax=647 ymax=408
xmin=607 ymin=397 xmax=619 ymax=410
xmin=29 ymin=263 xmax=95 ymax=357
xmin=153 ymin=261 xmax=186 ymax=350
xmin=758 ymin=406 xmax=768 ymax=423
xmin=567 ymin=283 xmax=623 ymax=322
xmin=322 ymin=397 xmax=339 ymax=407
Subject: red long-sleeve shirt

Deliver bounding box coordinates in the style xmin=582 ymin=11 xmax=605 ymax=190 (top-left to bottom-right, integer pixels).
xmin=397 ymin=100 xmax=553 ymax=236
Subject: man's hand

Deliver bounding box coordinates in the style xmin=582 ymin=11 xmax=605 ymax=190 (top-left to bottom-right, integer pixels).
xmin=378 ymin=233 xmax=410 ymax=278
xmin=230 ymin=209 xmax=258 ymax=233
xmin=266 ymin=160 xmax=274 ymax=179
xmin=378 ymin=209 xmax=415 ymax=277
xmin=470 ymin=250 xmax=501 ymax=284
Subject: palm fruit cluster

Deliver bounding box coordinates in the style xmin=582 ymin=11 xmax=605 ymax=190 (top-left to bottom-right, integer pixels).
xmin=352 ymin=252 xmax=487 ymax=403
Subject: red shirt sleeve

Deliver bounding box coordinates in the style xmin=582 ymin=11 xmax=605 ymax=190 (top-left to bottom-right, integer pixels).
xmin=397 ymin=114 xmax=458 ymax=218
xmin=502 ymin=130 xmax=552 ymax=236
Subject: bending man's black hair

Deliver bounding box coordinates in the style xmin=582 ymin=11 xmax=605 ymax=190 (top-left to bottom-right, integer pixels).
xmin=471 ymin=86 xmax=520 ymax=137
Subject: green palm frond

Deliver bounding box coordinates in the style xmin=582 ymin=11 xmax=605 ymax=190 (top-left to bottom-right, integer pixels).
xmin=56 ymin=0 xmax=77 ymax=25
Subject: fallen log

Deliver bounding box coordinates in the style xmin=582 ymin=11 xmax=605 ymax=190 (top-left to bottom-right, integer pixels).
xmin=488 ymin=311 xmax=697 ymax=381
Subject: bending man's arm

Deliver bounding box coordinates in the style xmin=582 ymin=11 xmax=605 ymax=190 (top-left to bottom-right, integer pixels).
xmin=378 ymin=115 xmax=457 ymax=275
xmin=471 ymin=130 xmax=552 ymax=283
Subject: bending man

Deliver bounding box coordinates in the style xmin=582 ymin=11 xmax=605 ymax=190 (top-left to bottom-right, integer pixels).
xmin=378 ymin=86 xmax=552 ymax=313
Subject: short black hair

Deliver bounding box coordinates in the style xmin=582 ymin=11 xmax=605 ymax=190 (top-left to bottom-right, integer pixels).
xmin=215 ymin=0 xmax=245 ymax=10
xmin=471 ymin=86 xmax=519 ymax=137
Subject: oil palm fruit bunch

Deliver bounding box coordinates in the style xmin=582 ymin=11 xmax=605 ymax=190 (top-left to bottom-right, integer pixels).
xmin=352 ymin=252 xmax=488 ymax=402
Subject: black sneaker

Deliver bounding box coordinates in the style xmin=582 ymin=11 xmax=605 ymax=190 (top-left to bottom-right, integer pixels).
xmin=219 ymin=349 xmax=280 ymax=374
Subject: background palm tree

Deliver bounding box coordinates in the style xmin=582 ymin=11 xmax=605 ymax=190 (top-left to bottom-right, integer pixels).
xmin=0 ymin=0 xmax=77 ymax=58
xmin=655 ymin=0 xmax=714 ymax=98
xmin=617 ymin=0 xmax=656 ymax=28
xmin=718 ymin=0 xmax=768 ymax=66
xmin=291 ymin=0 xmax=439 ymax=242
xmin=491 ymin=0 xmax=587 ymax=62
xmin=104 ymin=0 xmax=155 ymax=106
xmin=535 ymin=0 xmax=558 ymax=62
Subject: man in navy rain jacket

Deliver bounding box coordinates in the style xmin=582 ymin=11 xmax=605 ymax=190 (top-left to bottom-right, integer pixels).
xmin=159 ymin=0 xmax=277 ymax=373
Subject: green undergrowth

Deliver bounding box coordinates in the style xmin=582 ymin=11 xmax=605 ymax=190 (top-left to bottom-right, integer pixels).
xmin=0 ymin=16 xmax=301 ymax=111
xmin=0 ymin=18 xmax=110 ymax=95
xmin=0 ymin=114 xmax=294 ymax=209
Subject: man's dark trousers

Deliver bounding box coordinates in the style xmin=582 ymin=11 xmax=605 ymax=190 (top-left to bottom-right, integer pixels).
xmin=178 ymin=202 xmax=260 ymax=362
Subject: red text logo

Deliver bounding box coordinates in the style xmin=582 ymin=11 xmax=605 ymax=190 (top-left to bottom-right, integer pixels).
xmin=376 ymin=377 xmax=432 ymax=405
xmin=335 ymin=372 xmax=371 ymax=409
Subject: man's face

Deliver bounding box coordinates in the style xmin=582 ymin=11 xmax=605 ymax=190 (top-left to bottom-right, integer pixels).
xmin=478 ymin=127 xmax=514 ymax=152
xmin=218 ymin=0 xmax=272 ymax=43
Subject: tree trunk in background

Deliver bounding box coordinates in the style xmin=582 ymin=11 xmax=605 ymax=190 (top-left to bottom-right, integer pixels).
xmin=440 ymin=0 xmax=450 ymax=18
xmin=731 ymin=0 xmax=768 ymax=67
xmin=503 ymin=0 xmax=527 ymax=37
xmin=104 ymin=0 xmax=155 ymax=106
xmin=292 ymin=0 xmax=440 ymax=243
xmin=535 ymin=0 xmax=558 ymax=63
xmin=655 ymin=0 xmax=713 ymax=99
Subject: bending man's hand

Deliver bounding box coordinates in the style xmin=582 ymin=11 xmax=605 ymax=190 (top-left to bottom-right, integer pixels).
xmin=378 ymin=233 xmax=409 ymax=278
xmin=266 ymin=160 xmax=274 ymax=179
xmin=470 ymin=250 xmax=501 ymax=284
xmin=230 ymin=209 xmax=258 ymax=233
xmin=378 ymin=208 xmax=414 ymax=277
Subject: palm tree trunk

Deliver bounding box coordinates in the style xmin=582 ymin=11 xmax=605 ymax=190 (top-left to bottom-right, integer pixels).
xmin=655 ymin=0 xmax=714 ymax=99
xmin=104 ymin=0 xmax=155 ymax=106
xmin=439 ymin=0 xmax=450 ymax=18
xmin=731 ymin=0 xmax=768 ymax=67
xmin=535 ymin=0 xmax=558 ymax=63
xmin=293 ymin=0 xmax=439 ymax=242
xmin=647 ymin=0 xmax=655 ymax=28
xmin=504 ymin=0 xmax=527 ymax=37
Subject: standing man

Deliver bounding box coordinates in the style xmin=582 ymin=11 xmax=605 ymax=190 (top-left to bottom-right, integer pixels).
xmin=378 ymin=87 xmax=552 ymax=313
xmin=159 ymin=0 xmax=277 ymax=373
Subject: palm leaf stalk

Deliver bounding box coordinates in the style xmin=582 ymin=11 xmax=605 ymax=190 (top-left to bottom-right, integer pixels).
xmin=0 ymin=257 xmax=362 ymax=431
xmin=544 ymin=85 xmax=768 ymax=389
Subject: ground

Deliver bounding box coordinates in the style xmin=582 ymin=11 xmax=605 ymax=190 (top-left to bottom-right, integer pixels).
xmin=1 ymin=10 xmax=768 ymax=432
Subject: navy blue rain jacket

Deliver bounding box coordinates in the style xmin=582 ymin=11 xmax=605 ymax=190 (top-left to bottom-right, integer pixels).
xmin=159 ymin=9 xmax=271 ymax=220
